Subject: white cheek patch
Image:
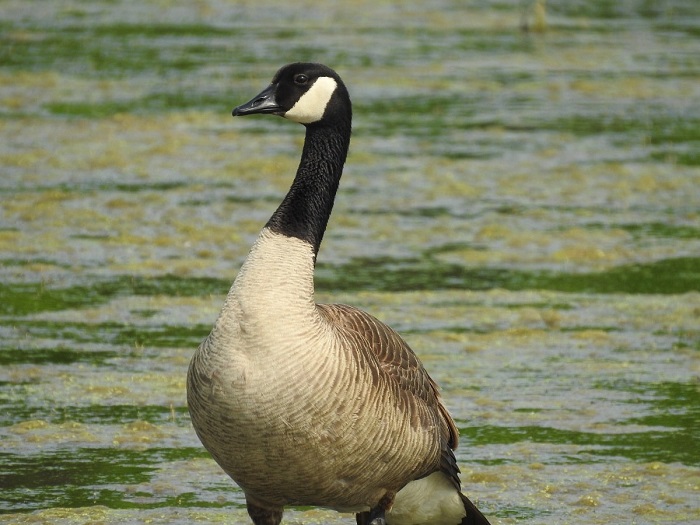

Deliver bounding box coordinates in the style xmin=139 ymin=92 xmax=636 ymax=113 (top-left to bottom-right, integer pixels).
xmin=284 ymin=77 xmax=338 ymax=124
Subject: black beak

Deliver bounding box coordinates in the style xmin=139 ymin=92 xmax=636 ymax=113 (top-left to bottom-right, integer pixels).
xmin=232 ymin=83 xmax=282 ymax=117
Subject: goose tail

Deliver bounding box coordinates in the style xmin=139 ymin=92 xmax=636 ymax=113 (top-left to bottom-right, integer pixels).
xmin=385 ymin=471 xmax=491 ymax=525
xmin=459 ymin=491 xmax=492 ymax=525
xmin=385 ymin=445 xmax=491 ymax=525
xmin=442 ymin=444 xmax=492 ymax=525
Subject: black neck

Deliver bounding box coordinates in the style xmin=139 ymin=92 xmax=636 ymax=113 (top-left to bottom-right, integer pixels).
xmin=266 ymin=120 xmax=351 ymax=258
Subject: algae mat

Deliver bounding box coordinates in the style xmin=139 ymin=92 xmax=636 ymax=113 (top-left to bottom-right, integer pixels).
xmin=1 ymin=1 xmax=699 ymax=524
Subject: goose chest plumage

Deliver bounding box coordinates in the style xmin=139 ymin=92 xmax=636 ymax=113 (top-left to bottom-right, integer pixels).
xmin=186 ymin=63 xmax=492 ymax=525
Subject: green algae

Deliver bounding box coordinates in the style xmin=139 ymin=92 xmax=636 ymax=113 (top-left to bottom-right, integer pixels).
xmin=317 ymin=256 xmax=700 ymax=294
xmin=544 ymin=115 xmax=700 ymax=154
xmin=0 ymin=276 xmax=228 ymax=316
xmin=3 ymin=320 xmax=209 ymax=349
xmin=0 ymin=347 xmax=120 ymax=367
xmin=45 ymin=91 xmax=231 ymax=117
xmin=4 ymin=256 xmax=694 ymax=320
xmin=0 ymin=24 xmax=235 ymax=77
xmin=1 ymin=404 xmax=190 ymax=427
xmin=1 ymin=1 xmax=700 ymax=524
xmin=463 ymin=421 xmax=698 ymax=466
xmin=0 ymin=447 xmax=208 ymax=513
xmin=596 ymin=222 xmax=700 ymax=240
xmin=463 ymin=379 xmax=700 ymax=467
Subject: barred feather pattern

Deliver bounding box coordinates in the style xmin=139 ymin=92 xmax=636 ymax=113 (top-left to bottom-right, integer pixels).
xmin=187 ymin=229 xmax=456 ymax=512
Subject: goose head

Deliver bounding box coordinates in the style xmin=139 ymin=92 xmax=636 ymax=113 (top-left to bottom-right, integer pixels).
xmin=233 ymin=63 xmax=351 ymax=126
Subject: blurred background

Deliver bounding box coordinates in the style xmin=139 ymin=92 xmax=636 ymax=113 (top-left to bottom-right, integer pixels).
xmin=1 ymin=1 xmax=699 ymax=524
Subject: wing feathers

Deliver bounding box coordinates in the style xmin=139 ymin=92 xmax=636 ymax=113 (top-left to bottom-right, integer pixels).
xmin=316 ymin=303 xmax=460 ymax=450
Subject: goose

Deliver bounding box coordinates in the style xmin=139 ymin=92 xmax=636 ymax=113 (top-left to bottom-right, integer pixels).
xmin=187 ymin=63 xmax=492 ymax=525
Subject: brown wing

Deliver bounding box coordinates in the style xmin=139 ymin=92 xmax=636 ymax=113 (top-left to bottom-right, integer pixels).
xmin=316 ymin=302 xmax=460 ymax=450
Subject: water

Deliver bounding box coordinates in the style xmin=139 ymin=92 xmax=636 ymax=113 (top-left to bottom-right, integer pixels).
xmin=1 ymin=1 xmax=699 ymax=524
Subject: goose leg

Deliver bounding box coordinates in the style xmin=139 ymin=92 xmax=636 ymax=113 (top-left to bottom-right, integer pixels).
xmin=356 ymin=491 xmax=394 ymax=525
xmin=356 ymin=509 xmax=386 ymax=525
xmin=368 ymin=506 xmax=387 ymax=525
xmin=246 ymin=499 xmax=283 ymax=525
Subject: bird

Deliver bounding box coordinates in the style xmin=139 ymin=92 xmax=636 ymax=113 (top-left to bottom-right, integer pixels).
xmin=186 ymin=62 xmax=492 ymax=525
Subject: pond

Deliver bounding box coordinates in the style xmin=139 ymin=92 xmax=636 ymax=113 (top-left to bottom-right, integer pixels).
xmin=1 ymin=1 xmax=699 ymax=524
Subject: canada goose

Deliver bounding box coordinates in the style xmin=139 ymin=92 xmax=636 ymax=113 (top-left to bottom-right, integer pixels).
xmin=187 ymin=63 xmax=492 ymax=525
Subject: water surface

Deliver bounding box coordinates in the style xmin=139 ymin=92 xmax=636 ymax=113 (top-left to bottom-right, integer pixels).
xmin=1 ymin=1 xmax=699 ymax=524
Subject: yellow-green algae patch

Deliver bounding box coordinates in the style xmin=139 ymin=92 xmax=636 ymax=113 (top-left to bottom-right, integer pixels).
xmin=5 ymin=420 xmax=99 ymax=446
xmin=438 ymin=223 xmax=635 ymax=270
xmin=0 ymin=506 xmax=355 ymax=525
xmin=0 ymin=506 xmax=241 ymax=525
xmin=2 ymin=1 xmax=700 ymax=523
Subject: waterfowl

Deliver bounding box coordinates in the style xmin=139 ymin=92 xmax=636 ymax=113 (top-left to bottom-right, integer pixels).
xmin=186 ymin=63 xmax=492 ymax=525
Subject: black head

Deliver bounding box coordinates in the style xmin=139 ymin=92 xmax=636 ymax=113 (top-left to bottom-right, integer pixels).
xmin=233 ymin=63 xmax=351 ymax=126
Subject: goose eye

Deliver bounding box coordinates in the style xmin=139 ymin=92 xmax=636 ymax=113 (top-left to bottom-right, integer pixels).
xmin=294 ymin=74 xmax=309 ymax=85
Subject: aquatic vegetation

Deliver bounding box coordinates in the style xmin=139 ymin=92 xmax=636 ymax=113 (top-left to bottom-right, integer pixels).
xmin=1 ymin=1 xmax=699 ymax=524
